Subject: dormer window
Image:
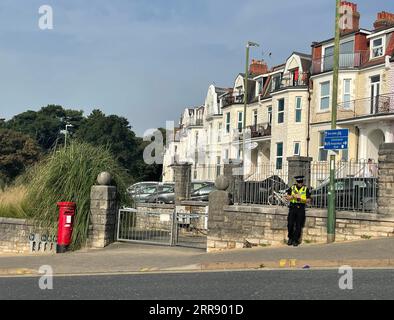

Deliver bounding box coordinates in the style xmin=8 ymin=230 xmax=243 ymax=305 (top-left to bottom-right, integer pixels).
xmin=371 ymin=37 xmax=384 ymax=59
xmin=272 ymin=74 xmax=282 ymax=92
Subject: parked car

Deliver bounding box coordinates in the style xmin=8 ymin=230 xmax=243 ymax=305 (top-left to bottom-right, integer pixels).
xmin=311 ymin=177 xmax=378 ymax=211
xmin=129 ymin=182 xmax=174 ymax=203
xmin=146 ymin=181 xmax=214 ymax=204
xmin=127 ymin=182 xmax=158 ymax=195
xmin=190 ymin=184 xmax=217 ymax=202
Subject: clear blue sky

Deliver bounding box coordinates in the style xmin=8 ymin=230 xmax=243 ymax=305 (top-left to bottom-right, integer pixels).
xmin=1 ymin=0 xmax=393 ymax=136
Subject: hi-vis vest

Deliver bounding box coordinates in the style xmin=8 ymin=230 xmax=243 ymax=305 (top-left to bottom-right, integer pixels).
xmin=290 ymin=185 xmax=307 ymax=204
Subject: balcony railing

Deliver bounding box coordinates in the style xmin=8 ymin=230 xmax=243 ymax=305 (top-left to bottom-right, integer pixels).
xmin=248 ymin=123 xmax=272 ymax=138
xmin=223 ymin=93 xmax=245 ymax=107
xmin=233 ymin=124 xmax=272 ymax=142
xmin=337 ymin=94 xmax=394 ymax=119
xmin=312 ymin=51 xmax=369 ymax=75
xmin=272 ymin=72 xmax=309 ymax=92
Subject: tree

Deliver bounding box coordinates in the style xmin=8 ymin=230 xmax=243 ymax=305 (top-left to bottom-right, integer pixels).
xmin=6 ymin=105 xmax=84 ymax=151
xmin=0 ymin=129 xmax=41 ymax=183
xmin=75 ymin=110 xmax=139 ymax=177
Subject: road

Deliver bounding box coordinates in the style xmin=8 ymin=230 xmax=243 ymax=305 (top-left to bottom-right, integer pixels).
xmin=0 ymin=269 xmax=393 ymax=300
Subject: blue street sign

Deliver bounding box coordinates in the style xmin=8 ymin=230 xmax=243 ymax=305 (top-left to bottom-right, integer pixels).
xmin=324 ymin=129 xmax=349 ymax=150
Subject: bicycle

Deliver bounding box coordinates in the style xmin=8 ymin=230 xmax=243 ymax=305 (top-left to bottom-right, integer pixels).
xmin=268 ymin=189 xmax=289 ymax=206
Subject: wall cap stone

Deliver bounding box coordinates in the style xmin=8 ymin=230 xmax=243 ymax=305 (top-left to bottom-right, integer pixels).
xmin=136 ymin=203 xmax=175 ymax=209
xmin=0 ymin=217 xmax=30 ymax=225
xmin=224 ymin=205 xmax=394 ymax=222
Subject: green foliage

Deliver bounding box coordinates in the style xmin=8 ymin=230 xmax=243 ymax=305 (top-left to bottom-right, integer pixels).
xmin=3 ymin=106 xmax=165 ymax=184
xmin=24 ymin=141 xmax=131 ymax=249
xmin=6 ymin=105 xmax=84 ymax=151
xmin=0 ymin=129 xmax=41 ymax=184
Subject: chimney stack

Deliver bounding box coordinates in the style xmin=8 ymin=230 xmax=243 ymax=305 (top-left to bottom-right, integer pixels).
xmin=249 ymin=60 xmax=268 ymax=76
xmin=340 ymin=1 xmax=360 ymax=34
xmin=374 ymin=11 xmax=394 ymax=30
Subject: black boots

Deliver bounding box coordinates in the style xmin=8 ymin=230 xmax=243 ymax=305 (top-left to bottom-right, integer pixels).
xmin=288 ymin=239 xmax=300 ymax=247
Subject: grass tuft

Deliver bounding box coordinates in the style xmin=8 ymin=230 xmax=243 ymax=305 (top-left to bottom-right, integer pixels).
xmin=0 ymin=186 xmax=28 ymax=219
xmin=22 ymin=142 xmax=131 ymax=250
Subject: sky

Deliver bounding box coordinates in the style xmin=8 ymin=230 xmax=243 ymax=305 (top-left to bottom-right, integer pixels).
xmin=0 ymin=0 xmax=393 ymax=136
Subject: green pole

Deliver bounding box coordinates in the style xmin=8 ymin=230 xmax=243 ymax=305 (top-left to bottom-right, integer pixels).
xmin=327 ymin=0 xmax=341 ymax=243
xmin=244 ymin=44 xmax=250 ymax=131
xmin=243 ymin=44 xmax=250 ymax=161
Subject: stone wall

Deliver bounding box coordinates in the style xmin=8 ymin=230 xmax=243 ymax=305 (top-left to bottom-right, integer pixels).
xmin=0 ymin=218 xmax=32 ymax=254
xmin=0 ymin=218 xmax=56 ymax=254
xmin=207 ymin=205 xmax=394 ymax=251
xmin=378 ymin=143 xmax=394 ymax=215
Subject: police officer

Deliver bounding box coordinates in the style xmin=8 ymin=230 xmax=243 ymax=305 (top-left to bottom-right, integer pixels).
xmin=286 ymin=176 xmax=311 ymax=247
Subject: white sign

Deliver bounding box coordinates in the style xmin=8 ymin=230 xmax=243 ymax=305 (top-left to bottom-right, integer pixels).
xmin=246 ymin=142 xmax=259 ymax=150
xmin=160 ymin=214 xmax=170 ymax=222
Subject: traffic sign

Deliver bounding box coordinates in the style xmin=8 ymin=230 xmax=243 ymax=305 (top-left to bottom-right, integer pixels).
xmin=324 ymin=129 xmax=349 ymax=150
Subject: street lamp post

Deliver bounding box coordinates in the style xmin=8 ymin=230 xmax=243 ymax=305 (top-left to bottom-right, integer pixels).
xmin=327 ymin=0 xmax=341 ymax=243
xmin=64 ymin=124 xmax=73 ymax=149
xmin=243 ymin=41 xmax=260 ymax=165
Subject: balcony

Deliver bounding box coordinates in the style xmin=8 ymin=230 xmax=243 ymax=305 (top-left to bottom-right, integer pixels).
xmin=312 ymin=51 xmax=369 ymax=75
xmin=337 ymin=94 xmax=394 ymax=120
xmin=223 ymin=93 xmax=245 ymax=107
xmin=184 ymin=118 xmax=203 ymax=127
xmin=271 ymin=72 xmax=309 ymax=92
xmin=233 ymin=124 xmax=271 ymax=142
xmin=248 ymin=123 xmax=272 ymax=139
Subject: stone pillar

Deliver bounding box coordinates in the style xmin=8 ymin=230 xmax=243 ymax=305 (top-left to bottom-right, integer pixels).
xmin=378 ymin=143 xmax=394 ymax=216
xmin=171 ymin=163 xmax=192 ymax=206
xmin=88 ymin=172 xmax=118 ymax=248
xmin=223 ymin=159 xmax=243 ymax=195
xmin=207 ymin=176 xmax=231 ymax=252
xmin=287 ymin=156 xmax=313 ymax=187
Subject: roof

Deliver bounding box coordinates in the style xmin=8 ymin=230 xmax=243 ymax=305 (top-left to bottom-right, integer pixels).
xmin=312 ymin=29 xmax=371 ymax=47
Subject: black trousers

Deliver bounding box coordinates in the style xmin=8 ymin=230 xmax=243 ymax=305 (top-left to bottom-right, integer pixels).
xmin=288 ymin=205 xmax=306 ymax=242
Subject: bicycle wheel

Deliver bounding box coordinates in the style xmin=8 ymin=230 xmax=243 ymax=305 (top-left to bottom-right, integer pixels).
xmin=268 ymin=195 xmax=278 ymax=205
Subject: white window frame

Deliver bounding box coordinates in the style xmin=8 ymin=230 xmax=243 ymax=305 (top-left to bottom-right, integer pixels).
xmin=253 ymin=109 xmax=258 ymax=127
xmin=320 ymin=81 xmax=331 ymax=111
xmin=276 ymin=142 xmax=284 ymax=170
xmin=218 ymin=123 xmax=222 ymax=143
xmin=237 ymin=111 xmax=243 ymax=133
xmin=294 ymin=142 xmax=301 ymax=156
xmin=371 ymin=37 xmax=385 ymax=59
xmin=224 ymin=149 xmax=229 ymax=161
xmin=226 ymin=113 xmax=231 ymax=134
xmin=295 ymin=96 xmax=302 ymax=123
xmin=268 ymin=106 xmax=272 ymax=125
xmin=343 ymin=79 xmax=351 ymax=109
xmin=277 ymin=99 xmax=285 ymax=124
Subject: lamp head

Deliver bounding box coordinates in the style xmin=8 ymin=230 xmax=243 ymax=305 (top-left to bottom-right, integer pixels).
xmin=247 ymin=41 xmax=260 ymax=48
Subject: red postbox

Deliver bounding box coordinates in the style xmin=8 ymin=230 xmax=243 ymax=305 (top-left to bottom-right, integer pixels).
xmin=56 ymin=202 xmax=76 ymax=253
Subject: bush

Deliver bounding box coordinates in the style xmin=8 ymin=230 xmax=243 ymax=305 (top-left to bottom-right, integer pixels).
xmin=24 ymin=142 xmax=131 ymax=249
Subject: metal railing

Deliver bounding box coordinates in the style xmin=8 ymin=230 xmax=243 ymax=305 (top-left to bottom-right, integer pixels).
xmin=233 ymin=163 xmax=289 ymax=205
xmin=247 ymin=124 xmax=272 ymax=139
xmin=232 ymin=160 xmax=378 ymax=212
xmin=271 ymin=72 xmax=309 ymax=92
xmin=312 ymin=51 xmax=369 ymax=74
xmin=337 ymin=94 xmax=394 ymax=118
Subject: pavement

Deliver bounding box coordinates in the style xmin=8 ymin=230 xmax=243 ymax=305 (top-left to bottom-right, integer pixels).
xmin=0 ymin=238 xmax=394 ymax=276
